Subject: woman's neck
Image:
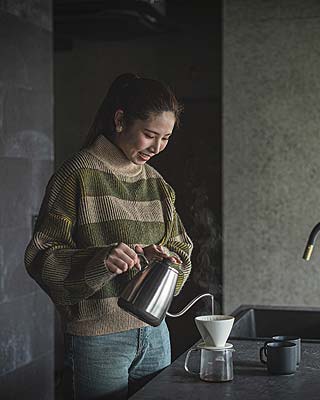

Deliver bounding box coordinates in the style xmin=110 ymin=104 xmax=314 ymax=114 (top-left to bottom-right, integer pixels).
xmin=86 ymin=134 xmax=142 ymax=177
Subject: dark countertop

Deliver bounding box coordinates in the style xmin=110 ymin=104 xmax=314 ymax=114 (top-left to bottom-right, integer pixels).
xmin=130 ymin=339 xmax=320 ymax=400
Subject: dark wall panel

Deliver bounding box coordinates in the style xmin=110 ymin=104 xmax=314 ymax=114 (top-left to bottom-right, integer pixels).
xmin=0 ymin=1 xmax=54 ymax=398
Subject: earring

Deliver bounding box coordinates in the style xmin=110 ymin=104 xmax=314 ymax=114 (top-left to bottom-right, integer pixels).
xmin=116 ymin=126 xmax=123 ymax=133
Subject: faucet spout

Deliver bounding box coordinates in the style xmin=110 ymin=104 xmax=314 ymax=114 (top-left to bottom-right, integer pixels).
xmin=303 ymin=222 xmax=320 ymax=260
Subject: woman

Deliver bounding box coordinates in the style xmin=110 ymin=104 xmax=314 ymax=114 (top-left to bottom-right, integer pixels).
xmin=25 ymin=73 xmax=193 ymax=400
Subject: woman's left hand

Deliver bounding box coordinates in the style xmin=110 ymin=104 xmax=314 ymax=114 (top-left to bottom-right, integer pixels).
xmin=135 ymin=244 xmax=181 ymax=265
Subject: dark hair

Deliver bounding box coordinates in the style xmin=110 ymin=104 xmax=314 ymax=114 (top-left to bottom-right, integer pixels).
xmin=83 ymin=73 xmax=183 ymax=147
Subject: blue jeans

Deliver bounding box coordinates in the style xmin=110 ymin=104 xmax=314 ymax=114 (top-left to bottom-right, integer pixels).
xmin=63 ymin=321 xmax=171 ymax=400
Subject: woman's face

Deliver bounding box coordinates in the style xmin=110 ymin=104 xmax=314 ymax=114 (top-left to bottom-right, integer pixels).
xmin=114 ymin=111 xmax=176 ymax=165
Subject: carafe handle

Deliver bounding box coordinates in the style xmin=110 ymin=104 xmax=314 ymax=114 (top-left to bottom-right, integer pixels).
xmin=184 ymin=347 xmax=200 ymax=376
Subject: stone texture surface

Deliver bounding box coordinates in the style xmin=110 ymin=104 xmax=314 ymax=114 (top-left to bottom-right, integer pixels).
xmin=0 ymin=158 xmax=32 ymax=229
xmin=0 ymin=226 xmax=38 ymax=303
xmin=130 ymin=338 xmax=320 ymax=400
xmin=0 ymin=291 xmax=54 ymax=375
xmin=0 ymin=2 xmax=54 ymax=398
xmin=0 ymin=0 xmax=52 ymax=31
xmin=0 ymin=352 xmax=54 ymax=400
xmin=0 ymin=12 xmax=53 ymax=160
xmin=31 ymin=159 xmax=54 ymax=213
xmin=224 ymin=0 xmax=320 ymax=21
xmin=223 ymin=1 xmax=320 ymax=313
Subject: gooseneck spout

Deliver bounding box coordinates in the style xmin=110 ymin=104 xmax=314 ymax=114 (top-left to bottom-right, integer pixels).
xmin=166 ymin=293 xmax=214 ymax=318
xmin=303 ymin=222 xmax=320 ymax=260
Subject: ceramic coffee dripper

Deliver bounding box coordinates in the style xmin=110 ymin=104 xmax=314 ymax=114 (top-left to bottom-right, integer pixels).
xmin=195 ymin=315 xmax=235 ymax=348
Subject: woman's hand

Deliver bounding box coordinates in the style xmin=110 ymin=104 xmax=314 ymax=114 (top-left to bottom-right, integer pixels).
xmin=135 ymin=244 xmax=182 ymax=265
xmin=105 ymin=242 xmax=141 ymax=274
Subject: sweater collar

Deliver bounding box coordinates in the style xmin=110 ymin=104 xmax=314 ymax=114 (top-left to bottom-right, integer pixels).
xmin=86 ymin=134 xmax=143 ymax=176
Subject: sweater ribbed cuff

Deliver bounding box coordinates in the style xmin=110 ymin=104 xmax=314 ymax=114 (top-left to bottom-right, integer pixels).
xmin=85 ymin=245 xmax=117 ymax=290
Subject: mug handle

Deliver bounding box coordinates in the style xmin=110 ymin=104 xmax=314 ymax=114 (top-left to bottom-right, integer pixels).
xmin=263 ymin=340 xmax=273 ymax=357
xmin=260 ymin=340 xmax=273 ymax=364
xmin=259 ymin=346 xmax=267 ymax=364
xmin=184 ymin=347 xmax=200 ymax=376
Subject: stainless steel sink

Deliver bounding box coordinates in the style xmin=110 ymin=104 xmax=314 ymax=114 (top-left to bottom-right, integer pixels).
xmin=230 ymin=304 xmax=320 ymax=342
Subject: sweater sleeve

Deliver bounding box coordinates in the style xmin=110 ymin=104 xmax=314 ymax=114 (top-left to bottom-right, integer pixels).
xmin=24 ymin=170 xmax=115 ymax=306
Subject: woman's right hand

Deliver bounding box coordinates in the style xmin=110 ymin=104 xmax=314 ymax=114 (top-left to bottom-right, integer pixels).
xmin=105 ymin=242 xmax=141 ymax=274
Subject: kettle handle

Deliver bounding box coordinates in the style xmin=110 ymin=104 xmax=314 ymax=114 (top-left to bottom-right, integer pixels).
xmin=136 ymin=253 xmax=149 ymax=270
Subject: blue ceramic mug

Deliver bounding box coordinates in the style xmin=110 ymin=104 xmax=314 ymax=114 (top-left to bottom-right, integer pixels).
xmin=260 ymin=341 xmax=297 ymax=375
xmin=271 ymin=336 xmax=301 ymax=366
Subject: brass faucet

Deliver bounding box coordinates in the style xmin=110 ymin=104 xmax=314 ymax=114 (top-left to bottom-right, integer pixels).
xmin=302 ymin=223 xmax=320 ymax=260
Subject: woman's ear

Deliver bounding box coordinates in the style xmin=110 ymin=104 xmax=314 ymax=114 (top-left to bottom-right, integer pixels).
xmin=114 ymin=109 xmax=124 ymax=133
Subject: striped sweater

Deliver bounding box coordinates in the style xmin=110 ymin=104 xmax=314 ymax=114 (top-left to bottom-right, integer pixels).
xmin=25 ymin=134 xmax=193 ymax=336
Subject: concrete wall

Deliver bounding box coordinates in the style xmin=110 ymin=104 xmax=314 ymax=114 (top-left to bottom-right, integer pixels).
xmin=0 ymin=2 xmax=54 ymax=399
xmin=54 ymin=10 xmax=221 ymax=359
xmin=223 ymin=0 xmax=320 ymax=313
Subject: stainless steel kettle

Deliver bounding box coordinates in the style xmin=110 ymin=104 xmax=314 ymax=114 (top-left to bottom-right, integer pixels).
xmin=117 ymin=255 xmax=214 ymax=326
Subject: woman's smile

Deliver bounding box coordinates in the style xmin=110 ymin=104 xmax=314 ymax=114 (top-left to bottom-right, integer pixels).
xmin=138 ymin=152 xmax=152 ymax=161
xmin=114 ymin=111 xmax=176 ymax=165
